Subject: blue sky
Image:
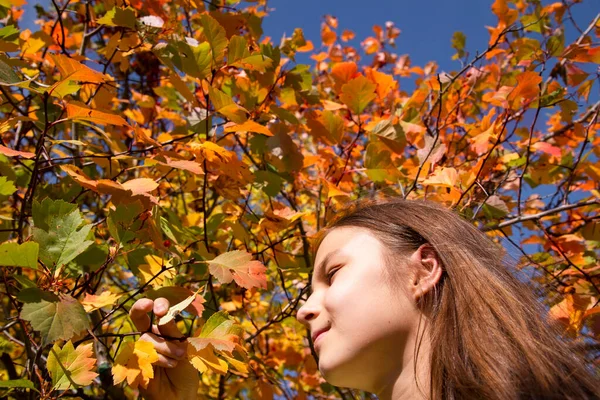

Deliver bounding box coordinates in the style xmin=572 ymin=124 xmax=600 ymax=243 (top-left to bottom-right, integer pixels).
xmin=262 ymin=0 xmax=598 ymax=73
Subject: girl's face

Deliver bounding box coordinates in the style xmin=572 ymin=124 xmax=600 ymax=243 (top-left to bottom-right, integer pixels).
xmin=296 ymin=226 xmax=424 ymax=393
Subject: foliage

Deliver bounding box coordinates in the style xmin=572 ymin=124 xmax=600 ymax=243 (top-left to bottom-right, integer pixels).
xmin=0 ymin=0 xmax=598 ymax=398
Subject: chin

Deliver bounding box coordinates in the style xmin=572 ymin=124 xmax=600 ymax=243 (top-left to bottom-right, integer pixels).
xmin=318 ymin=355 xmax=365 ymax=390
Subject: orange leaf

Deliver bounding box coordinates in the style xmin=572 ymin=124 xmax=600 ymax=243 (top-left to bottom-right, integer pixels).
xmin=224 ymin=120 xmax=273 ymax=136
xmin=121 ymin=178 xmax=158 ymax=195
xmin=508 ymin=71 xmax=542 ymax=109
xmin=66 ymin=101 xmax=129 ymax=127
xmin=365 ymin=68 xmax=395 ymax=100
xmin=50 ymin=54 xmax=108 ymax=84
xmin=321 ymin=24 xmax=336 ymax=46
xmin=61 ymin=165 xmax=97 ymax=191
xmin=0 ymin=144 xmax=35 ymax=159
xmin=331 ymin=62 xmax=358 ymax=92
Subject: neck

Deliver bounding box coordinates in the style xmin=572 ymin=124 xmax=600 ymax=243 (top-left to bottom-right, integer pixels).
xmin=376 ymin=331 xmax=431 ymax=400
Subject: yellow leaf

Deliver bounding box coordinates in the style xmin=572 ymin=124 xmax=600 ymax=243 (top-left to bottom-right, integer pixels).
xmin=138 ymin=255 xmax=176 ymax=288
xmin=81 ymin=291 xmax=122 ymax=313
xmin=322 ymin=178 xmax=350 ymax=198
xmin=112 ymin=341 xmax=158 ymax=389
xmin=208 ymin=87 xmax=248 ymax=124
xmin=187 ymin=344 xmax=228 ymax=375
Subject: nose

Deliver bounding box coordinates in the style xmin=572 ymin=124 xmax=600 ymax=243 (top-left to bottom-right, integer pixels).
xmin=296 ymin=294 xmax=320 ymax=326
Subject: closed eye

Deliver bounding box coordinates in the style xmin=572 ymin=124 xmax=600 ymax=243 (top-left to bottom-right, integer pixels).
xmin=326 ymin=266 xmax=341 ymax=284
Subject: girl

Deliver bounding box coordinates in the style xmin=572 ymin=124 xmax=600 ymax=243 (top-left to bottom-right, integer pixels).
xmin=132 ymin=198 xmax=600 ymax=399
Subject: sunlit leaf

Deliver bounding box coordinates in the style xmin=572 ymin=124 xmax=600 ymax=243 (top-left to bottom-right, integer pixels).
xmin=206 ymin=250 xmax=267 ymax=289
xmin=47 ymin=341 xmax=98 ymax=390
xmin=0 ymin=242 xmax=38 ymax=269
xmin=112 ymin=341 xmax=158 ymax=389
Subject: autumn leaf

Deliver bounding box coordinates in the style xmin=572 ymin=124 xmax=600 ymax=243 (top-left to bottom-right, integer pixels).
xmin=187 ymin=344 xmax=228 ymax=375
xmin=508 ymin=70 xmax=542 ymax=109
xmin=208 ymin=87 xmax=248 ymax=124
xmin=340 ymin=75 xmax=377 ymax=115
xmin=138 ymin=254 xmax=176 ymax=287
xmin=66 ymin=101 xmax=129 ymax=127
xmin=422 ymin=167 xmax=459 ymax=188
xmin=205 ymin=250 xmax=267 ymax=289
xmin=81 ymin=291 xmax=123 ymax=313
xmin=96 ymin=6 xmax=137 ymax=28
xmin=331 ymin=61 xmax=358 ymax=92
xmin=224 ymin=120 xmax=273 ymax=136
xmin=158 ymin=288 xmax=201 ymax=325
xmin=49 ymin=54 xmax=108 ymax=98
xmin=47 ymin=341 xmax=98 ymax=390
xmin=112 ymin=340 xmax=159 ymax=389
xmin=0 ymin=143 xmax=35 ymax=158
xmin=146 ymin=286 xmax=205 ymax=317
xmin=187 ymin=311 xmax=246 ymax=375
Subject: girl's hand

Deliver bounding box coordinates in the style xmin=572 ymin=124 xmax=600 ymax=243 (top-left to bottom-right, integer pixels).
xmin=129 ymin=297 xmax=199 ymax=400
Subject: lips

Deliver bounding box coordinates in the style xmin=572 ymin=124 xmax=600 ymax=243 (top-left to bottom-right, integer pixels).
xmin=312 ymin=327 xmax=330 ymax=344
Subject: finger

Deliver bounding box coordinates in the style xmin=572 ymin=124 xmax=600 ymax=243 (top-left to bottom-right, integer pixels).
xmin=130 ymin=298 xmax=154 ymax=332
xmin=153 ymin=298 xmax=170 ymax=317
xmin=155 ymin=354 xmax=179 ymax=368
xmin=152 ymin=297 xmax=184 ymax=339
xmin=140 ymin=333 xmax=187 ymax=360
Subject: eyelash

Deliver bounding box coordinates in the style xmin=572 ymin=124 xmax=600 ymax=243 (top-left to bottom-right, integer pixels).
xmin=326 ymin=266 xmax=340 ymax=284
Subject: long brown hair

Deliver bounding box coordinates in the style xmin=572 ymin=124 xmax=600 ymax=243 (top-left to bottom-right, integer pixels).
xmin=315 ymin=197 xmax=599 ymax=399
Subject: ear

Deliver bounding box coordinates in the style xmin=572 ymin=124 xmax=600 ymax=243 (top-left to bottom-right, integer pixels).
xmin=408 ymin=244 xmax=443 ymax=301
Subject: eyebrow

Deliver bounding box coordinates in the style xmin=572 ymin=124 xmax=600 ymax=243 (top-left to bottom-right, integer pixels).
xmin=313 ymin=249 xmax=340 ymax=284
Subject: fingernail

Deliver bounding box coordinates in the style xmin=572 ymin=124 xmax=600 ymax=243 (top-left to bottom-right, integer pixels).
xmin=175 ymin=348 xmax=185 ymax=357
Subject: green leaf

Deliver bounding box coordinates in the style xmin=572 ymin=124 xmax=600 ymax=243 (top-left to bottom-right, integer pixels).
xmin=0 ymin=25 xmax=19 ymax=42
xmin=175 ymin=40 xmax=212 ymax=79
xmin=0 ymin=242 xmax=39 ymax=269
xmin=13 ymin=274 xmax=37 ymax=289
xmin=0 ymin=379 xmax=38 ymax=392
xmin=451 ymin=31 xmax=466 ymax=60
xmin=32 ymin=199 xmax=93 ymax=268
xmin=481 ymin=195 xmax=509 ymax=219
xmin=228 ymin=35 xmax=250 ymax=64
xmin=208 ymin=86 xmax=248 ymax=123
xmin=254 ymin=171 xmax=284 ymax=197
xmin=340 ymin=75 xmax=377 ymax=115
xmin=21 ymin=293 xmax=90 ymax=345
xmin=32 ymin=198 xmax=77 ymax=232
xmin=0 ymin=175 xmax=16 ymax=196
xmin=0 ymin=58 xmax=21 ymax=85
xmin=107 ymin=202 xmax=143 ymax=245
xmin=200 ymin=14 xmax=228 ymax=66
xmin=96 ymin=6 xmax=136 ymax=28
